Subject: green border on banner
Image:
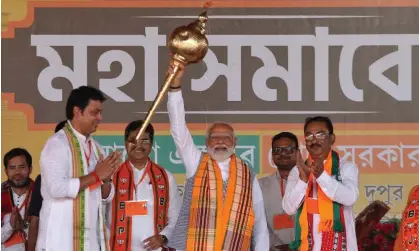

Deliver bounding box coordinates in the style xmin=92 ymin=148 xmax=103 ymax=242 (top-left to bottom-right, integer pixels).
xmin=94 ymin=135 xmax=260 ymax=174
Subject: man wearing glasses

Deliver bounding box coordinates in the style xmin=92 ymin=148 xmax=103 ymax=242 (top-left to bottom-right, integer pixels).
xmin=259 ymin=132 xmax=298 ymax=251
xmin=108 ymin=120 xmax=181 ymax=251
xmin=165 ymin=61 xmax=269 ymax=251
xmin=283 ymin=116 xmax=359 ymax=251
xmin=260 ymin=132 xmax=299 ymax=251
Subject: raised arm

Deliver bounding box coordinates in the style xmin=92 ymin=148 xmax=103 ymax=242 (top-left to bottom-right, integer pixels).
xmin=282 ymin=167 xmax=308 ymax=215
xmin=283 ymin=151 xmax=309 ymax=215
xmin=167 ymin=63 xmax=201 ymax=179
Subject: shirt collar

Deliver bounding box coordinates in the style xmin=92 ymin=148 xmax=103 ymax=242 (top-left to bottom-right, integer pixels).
xmin=129 ymin=160 xmax=149 ymax=171
xmin=68 ymin=120 xmax=91 ymax=143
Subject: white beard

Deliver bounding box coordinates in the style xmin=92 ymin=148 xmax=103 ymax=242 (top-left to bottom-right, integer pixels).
xmin=207 ymin=146 xmax=234 ymax=162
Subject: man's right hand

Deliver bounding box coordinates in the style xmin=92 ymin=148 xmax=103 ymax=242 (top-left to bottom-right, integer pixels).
xmin=296 ymin=150 xmax=310 ymax=183
xmin=94 ymin=151 xmax=122 ymax=181
xmin=167 ymin=59 xmax=185 ymax=89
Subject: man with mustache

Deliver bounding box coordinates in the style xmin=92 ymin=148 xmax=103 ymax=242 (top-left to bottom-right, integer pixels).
xmin=165 ymin=61 xmax=269 ymax=250
xmin=1 ymin=148 xmax=35 ymax=251
xmin=108 ymin=120 xmax=181 ymax=251
xmin=283 ymin=116 xmax=359 ymax=251
xmin=259 ymin=132 xmax=299 ymax=251
xmin=38 ymin=86 xmax=122 ymax=251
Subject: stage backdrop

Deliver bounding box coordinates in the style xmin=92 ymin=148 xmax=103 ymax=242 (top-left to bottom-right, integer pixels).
xmin=2 ymin=0 xmax=419 ymax=219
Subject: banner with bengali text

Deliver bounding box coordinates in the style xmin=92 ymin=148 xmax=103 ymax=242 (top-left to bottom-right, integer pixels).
xmin=2 ymin=0 xmax=419 ymax=218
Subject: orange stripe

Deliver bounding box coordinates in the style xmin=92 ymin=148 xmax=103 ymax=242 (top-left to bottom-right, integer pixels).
xmin=3 ymin=93 xmax=419 ymax=132
xmin=187 ymin=154 xmax=209 ymax=250
xmin=213 ymin=158 xmax=228 ymax=250
xmin=315 ymin=152 xmax=334 ymax=232
xmin=3 ymin=0 xmax=419 ymax=38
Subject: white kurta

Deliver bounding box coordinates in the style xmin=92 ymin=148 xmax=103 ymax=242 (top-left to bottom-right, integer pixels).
xmin=167 ymin=90 xmax=270 ymax=251
xmin=37 ymin=122 xmax=115 ymax=251
xmin=282 ymin=160 xmax=359 ymax=251
xmin=1 ymin=191 xmax=28 ymax=251
xmin=125 ymin=162 xmax=182 ymax=251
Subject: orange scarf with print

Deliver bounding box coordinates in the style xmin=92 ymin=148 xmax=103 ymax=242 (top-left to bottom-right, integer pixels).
xmin=110 ymin=159 xmax=172 ymax=251
xmin=290 ymin=150 xmax=346 ymax=251
xmin=394 ymin=185 xmax=419 ymax=251
xmin=186 ymin=153 xmax=255 ymax=251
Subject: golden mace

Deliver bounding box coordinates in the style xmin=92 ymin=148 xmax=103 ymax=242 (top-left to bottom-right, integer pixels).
xmin=129 ymin=11 xmax=209 ymax=150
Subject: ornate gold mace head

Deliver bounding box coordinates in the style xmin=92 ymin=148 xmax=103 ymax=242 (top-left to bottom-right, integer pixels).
xmin=129 ymin=11 xmax=209 ymax=152
xmin=168 ymin=11 xmax=209 ymax=65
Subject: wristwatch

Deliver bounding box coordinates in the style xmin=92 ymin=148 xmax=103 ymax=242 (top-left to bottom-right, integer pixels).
xmin=160 ymin=235 xmax=168 ymax=245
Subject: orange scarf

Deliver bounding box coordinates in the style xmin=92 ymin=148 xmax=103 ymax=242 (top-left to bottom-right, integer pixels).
xmin=186 ymin=153 xmax=255 ymax=251
xmin=291 ymin=150 xmax=345 ymax=251
xmin=110 ymin=159 xmax=171 ymax=251
xmin=394 ymin=185 xmax=419 ymax=251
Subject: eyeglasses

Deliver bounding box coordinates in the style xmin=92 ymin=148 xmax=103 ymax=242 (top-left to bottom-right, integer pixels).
xmin=127 ymin=139 xmax=151 ymax=146
xmin=139 ymin=139 xmax=151 ymax=145
xmin=305 ymin=132 xmax=328 ymax=141
xmin=272 ymin=146 xmax=297 ymax=154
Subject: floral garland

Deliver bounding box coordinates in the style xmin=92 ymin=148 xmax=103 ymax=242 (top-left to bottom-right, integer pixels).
xmin=358 ymin=218 xmax=402 ymax=251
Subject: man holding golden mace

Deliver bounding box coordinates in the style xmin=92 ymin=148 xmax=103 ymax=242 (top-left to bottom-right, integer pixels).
xmin=164 ymin=14 xmax=269 ymax=251
xmin=129 ymin=9 xmax=269 ymax=251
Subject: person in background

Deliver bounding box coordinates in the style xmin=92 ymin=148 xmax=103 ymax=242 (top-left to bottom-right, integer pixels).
xmin=259 ymin=132 xmax=298 ymax=251
xmin=108 ymin=120 xmax=181 ymax=251
xmin=1 ymin=148 xmax=35 ymax=251
xmin=27 ymin=120 xmax=67 ymax=251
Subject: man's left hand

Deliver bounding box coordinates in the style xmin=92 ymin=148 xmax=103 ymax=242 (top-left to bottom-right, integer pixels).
xmin=311 ymin=157 xmax=325 ymax=178
xmin=143 ymin=235 xmax=165 ymax=250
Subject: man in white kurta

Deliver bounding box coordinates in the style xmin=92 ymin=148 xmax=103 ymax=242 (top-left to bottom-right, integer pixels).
xmin=37 ymin=86 xmax=120 ymax=251
xmin=125 ymin=162 xmax=181 ymax=250
xmin=107 ymin=120 xmax=181 ymax=251
xmin=282 ymin=116 xmax=359 ymax=251
xmin=166 ymin=88 xmax=269 ymax=250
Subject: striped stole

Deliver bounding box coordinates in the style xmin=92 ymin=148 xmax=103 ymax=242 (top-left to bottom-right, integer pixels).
xmin=290 ymin=150 xmax=346 ymax=251
xmin=63 ymin=124 xmax=109 ymax=251
xmin=110 ymin=159 xmax=171 ymax=251
xmin=186 ymin=153 xmax=255 ymax=251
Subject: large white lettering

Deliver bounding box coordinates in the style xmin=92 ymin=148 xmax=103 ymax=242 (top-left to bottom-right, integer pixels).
xmin=31 ymin=27 xmax=166 ymax=102
xmin=31 ymin=27 xmax=419 ymax=103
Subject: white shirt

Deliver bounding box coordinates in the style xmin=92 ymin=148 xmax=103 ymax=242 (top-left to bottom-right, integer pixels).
xmin=282 ymin=161 xmax=359 ymax=251
xmin=37 ymin=122 xmax=115 ymax=251
xmin=167 ymin=91 xmax=270 ymax=251
xmin=128 ymin=162 xmax=182 ymax=251
xmin=1 ymin=190 xmax=28 ymax=251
